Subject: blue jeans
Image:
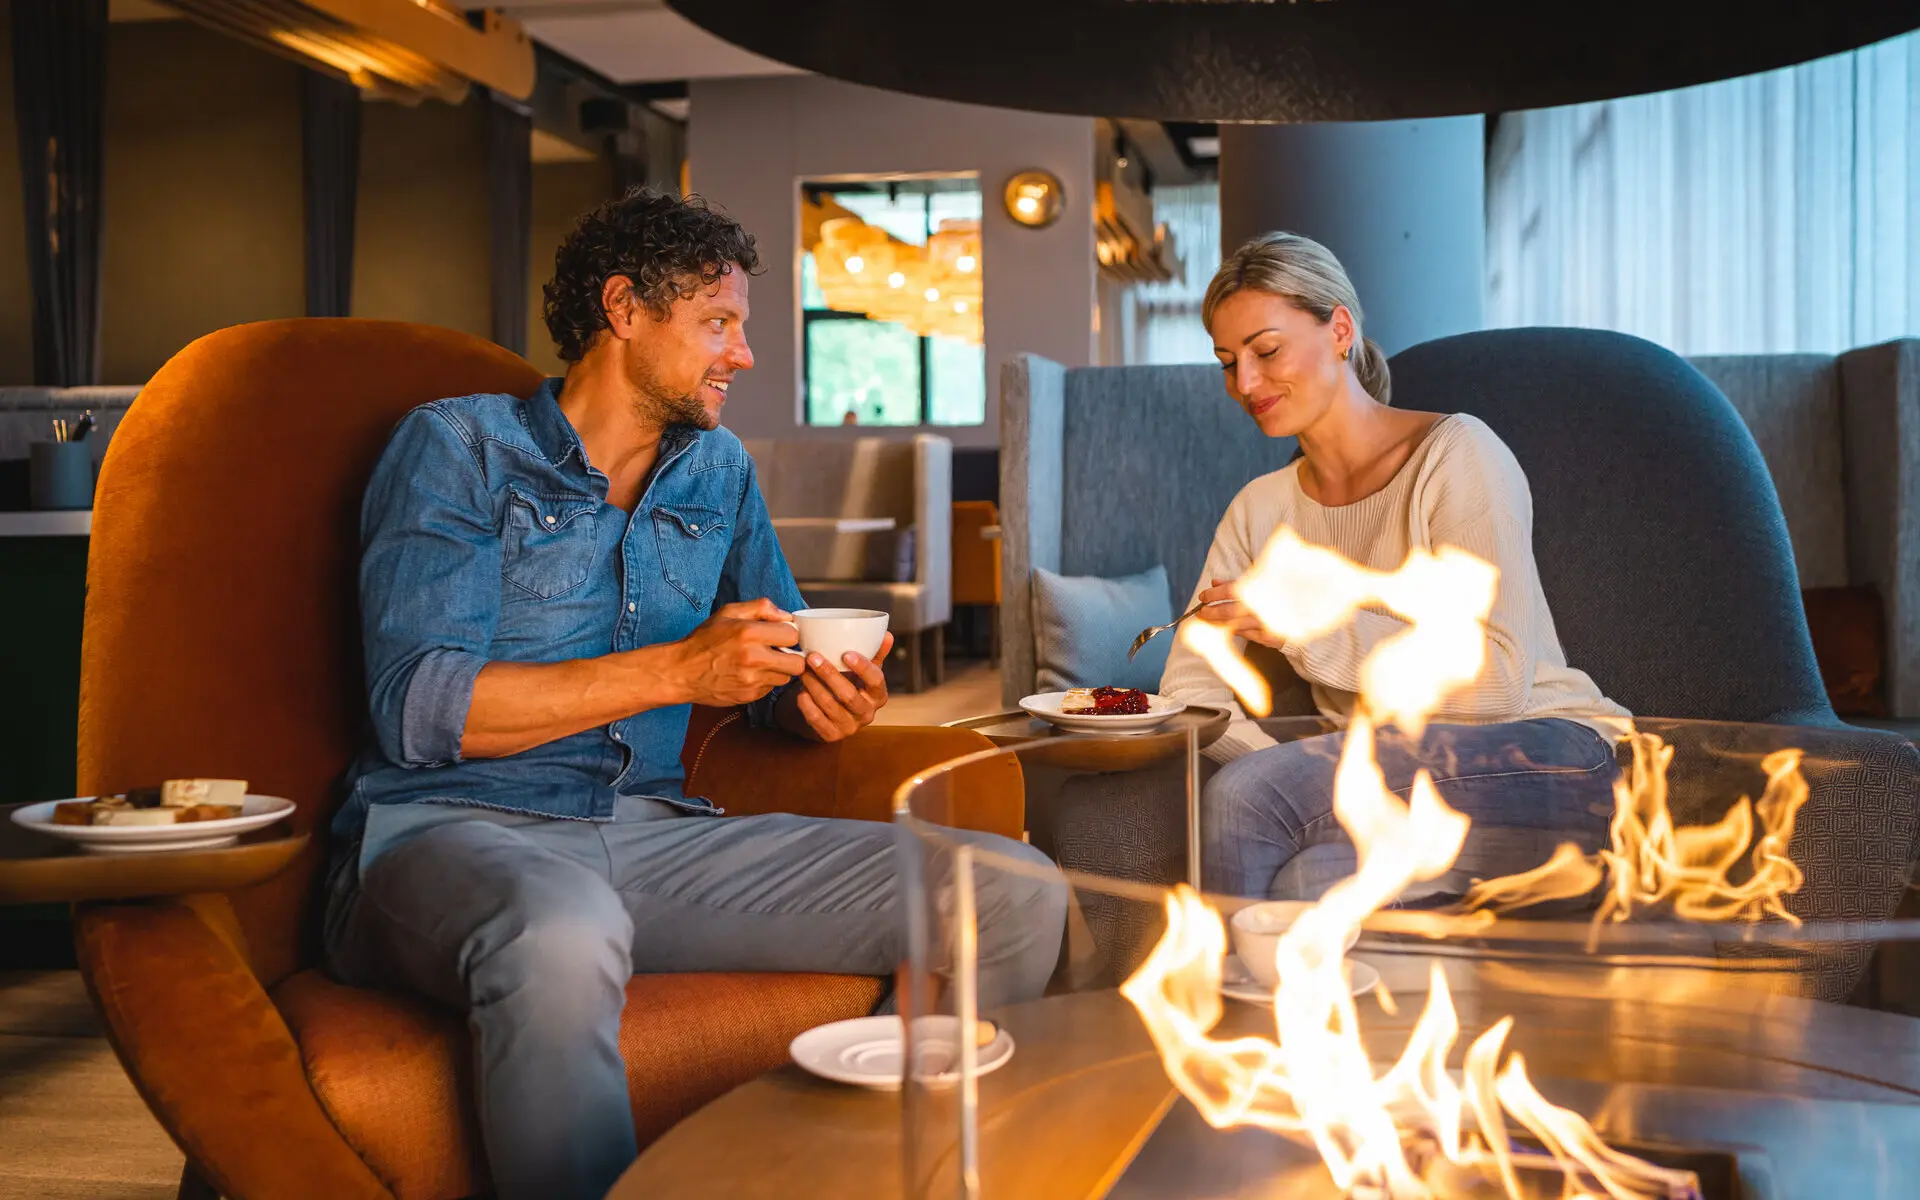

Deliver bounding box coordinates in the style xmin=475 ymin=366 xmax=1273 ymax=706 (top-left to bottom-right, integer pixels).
xmin=1203 ymin=718 xmax=1618 ymax=903
xmin=323 ymin=797 xmax=1067 ymax=1200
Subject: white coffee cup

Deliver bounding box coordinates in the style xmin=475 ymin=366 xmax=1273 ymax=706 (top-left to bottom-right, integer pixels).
xmin=1229 ymin=900 xmax=1362 ymax=989
xmin=783 ymin=607 xmax=890 ymax=666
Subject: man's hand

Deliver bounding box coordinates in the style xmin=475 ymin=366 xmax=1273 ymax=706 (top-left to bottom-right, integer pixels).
xmin=1195 ymin=578 xmax=1287 ymax=649
xmin=777 ymin=632 xmax=895 ymax=743
xmin=665 ymin=599 xmax=807 ymax=707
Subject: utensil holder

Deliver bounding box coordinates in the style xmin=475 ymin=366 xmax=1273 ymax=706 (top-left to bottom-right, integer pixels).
xmin=29 ymin=440 xmax=94 ymax=511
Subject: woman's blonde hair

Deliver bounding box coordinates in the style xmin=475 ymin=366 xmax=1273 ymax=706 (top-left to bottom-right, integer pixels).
xmin=1202 ymin=231 xmax=1390 ymax=405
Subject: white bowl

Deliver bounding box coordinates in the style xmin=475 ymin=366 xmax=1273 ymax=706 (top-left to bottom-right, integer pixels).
xmin=1017 ymin=690 xmax=1184 ymax=735
xmin=9 ymin=794 xmax=296 ymax=854
xmin=786 ymin=607 xmax=890 ymax=665
xmin=1229 ymin=900 xmax=1363 ymax=989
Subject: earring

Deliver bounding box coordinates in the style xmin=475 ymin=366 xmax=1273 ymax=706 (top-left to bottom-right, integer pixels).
xmin=1341 ymin=346 xmax=1351 ymax=362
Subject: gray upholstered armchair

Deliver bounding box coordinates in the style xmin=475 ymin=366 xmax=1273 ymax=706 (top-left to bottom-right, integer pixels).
xmin=1002 ymin=329 xmax=1919 ymax=1006
xmin=1691 ymin=341 xmax=1920 ymax=719
xmin=743 ymin=434 xmax=952 ymax=691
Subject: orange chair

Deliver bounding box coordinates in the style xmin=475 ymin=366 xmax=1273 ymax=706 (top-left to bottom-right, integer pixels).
xmin=71 ymin=320 xmax=1022 ymax=1200
xmin=950 ymin=499 xmax=1002 ymax=660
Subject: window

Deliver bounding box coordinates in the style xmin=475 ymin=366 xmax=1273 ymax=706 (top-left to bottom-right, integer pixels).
xmin=1094 ymin=182 xmax=1222 ymax=366
xmin=800 ymin=177 xmax=985 ymax=426
xmin=1485 ymin=31 xmax=1920 ymax=355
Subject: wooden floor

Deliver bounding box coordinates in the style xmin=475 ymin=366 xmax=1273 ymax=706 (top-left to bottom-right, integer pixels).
xmin=0 ymin=657 xmax=1005 ymax=1200
xmin=0 ymin=971 xmax=184 ymax=1199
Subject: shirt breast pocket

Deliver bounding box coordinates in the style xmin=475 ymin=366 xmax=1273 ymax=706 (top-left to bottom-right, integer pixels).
xmin=652 ymin=503 xmax=731 ymax=610
xmin=502 ymin=486 xmax=599 ymax=599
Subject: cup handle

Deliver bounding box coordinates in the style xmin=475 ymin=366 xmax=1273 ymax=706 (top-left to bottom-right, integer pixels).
xmin=773 ymin=619 xmax=803 ymax=654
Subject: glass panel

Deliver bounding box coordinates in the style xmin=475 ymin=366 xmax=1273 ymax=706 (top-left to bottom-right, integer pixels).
xmin=926 ymin=333 xmax=985 ymax=425
xmin=894 ymin=721 xmax=1920 ymax=1199
xmin=800 ymin=248 xmax=827 ymax=310
xmin=805 ymin=318 xmax=921 ymax=426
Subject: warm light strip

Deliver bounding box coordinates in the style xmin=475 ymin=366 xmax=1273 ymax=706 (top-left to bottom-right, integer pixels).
xmin=156 ymin=0 xmax=533 ymax=101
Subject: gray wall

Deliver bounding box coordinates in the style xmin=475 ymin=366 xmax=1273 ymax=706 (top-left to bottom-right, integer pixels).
xmin=1220 ymin=118 xmax=1485 ymax=356
xmin=688 ymin=75 xmax=1095 ymax=448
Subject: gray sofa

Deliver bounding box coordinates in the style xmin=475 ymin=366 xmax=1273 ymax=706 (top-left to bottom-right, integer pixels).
xmin=742 ymin=434 xmax=952 ymax=691
xmin=1005 ymin=328 xmax=1919 ymax=1006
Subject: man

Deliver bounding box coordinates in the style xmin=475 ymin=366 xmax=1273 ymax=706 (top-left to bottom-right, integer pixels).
xmin=324 ymin=188 xmax=1066 ymax=1200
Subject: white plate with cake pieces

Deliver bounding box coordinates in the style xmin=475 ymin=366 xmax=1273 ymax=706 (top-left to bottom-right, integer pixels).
xmin=1018 ymin=688 xmax=1185 ymax=735
xmin=10 ymin=779 xmax=294 ymax=853
xmin=790 ymin=1015 xmax=1014 ymax=1090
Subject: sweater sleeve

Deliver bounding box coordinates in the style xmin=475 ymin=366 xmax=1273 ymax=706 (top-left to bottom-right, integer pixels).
xmin=1417 ymin=420 xmax=1540 ymax=719
xmin=1281 ymin=419 xmax=1539 ymax=720
xmin=1159 ymin=482 xmax=1283 ymax=762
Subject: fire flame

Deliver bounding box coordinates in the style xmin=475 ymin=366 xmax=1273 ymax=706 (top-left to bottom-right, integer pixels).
xmin=1461 ymin=733 xmax=1810 ymax=928
xmin=1123 ymin=525 xmax=1807 ymax=1198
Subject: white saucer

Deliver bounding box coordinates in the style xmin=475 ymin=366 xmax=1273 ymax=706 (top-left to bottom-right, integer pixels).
xmin=9 ymin=795 xmax=296 ymax=854
xmin=1017 ymin=691 xmax=1185 ymax=735
xmin=790 ymin=1015 xmax=1015 ymax=1090
xmin=1221 ymin=953 xmax=1381 ymax=1005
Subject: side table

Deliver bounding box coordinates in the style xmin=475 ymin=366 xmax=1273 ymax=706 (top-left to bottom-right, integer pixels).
xmin=943 ymin=705 xmax=1231 ymax=772
xmin=0 ymin=802 xmax=308 ymax=905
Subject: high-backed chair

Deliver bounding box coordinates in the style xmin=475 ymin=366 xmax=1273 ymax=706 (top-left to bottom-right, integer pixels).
xmin=742 ymin=434 xmax=953 ymax=691
xmin=1003 ymin=329 xmax=1918 ymax=1004
xmin=1690 ymin=340 xmax=1920 ymax=719
xmin=72 ymin=320 xmax=1022 ymax=1200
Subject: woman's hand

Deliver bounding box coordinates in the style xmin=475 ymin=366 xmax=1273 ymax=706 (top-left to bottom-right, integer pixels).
xmin=1195 ymin=578 xmax=1287 ymax=649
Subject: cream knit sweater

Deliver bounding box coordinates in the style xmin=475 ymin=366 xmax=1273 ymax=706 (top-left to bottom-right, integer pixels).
xmin=1161 ymin=414 xmax=1631 ymax=763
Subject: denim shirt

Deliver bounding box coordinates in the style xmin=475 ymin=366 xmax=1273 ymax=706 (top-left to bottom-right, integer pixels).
xmin=332 ymin=379 xmax=805 ymax=846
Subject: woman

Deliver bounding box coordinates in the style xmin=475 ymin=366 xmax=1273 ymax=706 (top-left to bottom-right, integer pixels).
xmin=1163 ymin=232 xmax=1630 ymax=904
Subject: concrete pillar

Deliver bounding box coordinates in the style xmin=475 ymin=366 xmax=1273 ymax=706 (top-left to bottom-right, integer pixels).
xmin=1219 ymin=118 xmax=1485 ymax=356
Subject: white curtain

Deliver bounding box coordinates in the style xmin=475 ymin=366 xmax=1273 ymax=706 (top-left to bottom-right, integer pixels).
xmin=1486 ymin=31 xmax=1919 ymax=356
xmin=1098 ymin=182 xmax=1222 ymax=365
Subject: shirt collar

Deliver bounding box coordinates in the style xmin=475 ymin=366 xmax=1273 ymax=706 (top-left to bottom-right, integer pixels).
xmin=522 ymin=378 xmax=584 ymax=469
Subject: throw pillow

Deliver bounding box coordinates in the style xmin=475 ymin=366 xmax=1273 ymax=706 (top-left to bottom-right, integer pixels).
xmin=1032 ymin=564 xmax=1175 ymax=694
xmin=1802 ymin=585 xmax=1887 ymax=717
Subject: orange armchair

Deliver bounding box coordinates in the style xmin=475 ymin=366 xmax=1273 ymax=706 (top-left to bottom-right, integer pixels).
xmin=71 ymin=320 xmax=1023 ymax=1200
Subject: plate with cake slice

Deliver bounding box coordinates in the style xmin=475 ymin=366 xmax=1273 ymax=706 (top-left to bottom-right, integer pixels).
xmin=10 ymin=779 xmax=294 ymax=853
xmin=1018 ymin=687 xmax=1186 ymax=734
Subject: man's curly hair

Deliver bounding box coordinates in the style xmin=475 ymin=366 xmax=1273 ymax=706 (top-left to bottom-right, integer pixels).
xmin=542 ymin=187 xmax=762 ymax=363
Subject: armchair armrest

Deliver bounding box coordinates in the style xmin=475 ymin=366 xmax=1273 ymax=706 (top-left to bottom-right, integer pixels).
xmin=1839 ymin=338 xmax=1920 ymax=717
xmin=913 ymin=434 xmax=953 ymax=628
xmin=683 ymin=706 xmax=1025 ymax=840
xmin=999 ymin=354 xmax=1067 ymax=705
xmin=74 ymin=900 xmax=391 ymax=1200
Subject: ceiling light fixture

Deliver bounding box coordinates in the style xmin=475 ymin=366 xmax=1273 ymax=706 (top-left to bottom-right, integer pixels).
xmin=163 ymin=0 xmax=534 ymax=102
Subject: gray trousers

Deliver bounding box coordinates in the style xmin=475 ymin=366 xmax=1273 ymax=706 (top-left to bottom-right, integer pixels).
xmin=323 ymin=797 xmax=1066 ymax=1200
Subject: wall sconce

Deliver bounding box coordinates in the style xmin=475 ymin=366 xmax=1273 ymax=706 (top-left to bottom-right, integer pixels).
xmin=1003 ymin=170 xmax=1064 ymax=229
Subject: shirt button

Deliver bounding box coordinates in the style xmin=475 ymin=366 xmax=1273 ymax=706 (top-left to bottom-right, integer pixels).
xmin=689 ymin=523 xmax=700 ymax=533
xmin=612 ymin=731 xmax=623 ymax=742
xmin=628 ymin=602 xmax=636 ymax=612
xmin=544 ymin=514 xmax=556 ymax=525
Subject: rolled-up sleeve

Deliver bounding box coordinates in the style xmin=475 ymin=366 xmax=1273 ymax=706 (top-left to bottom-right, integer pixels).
xmin=359 ymin=407 xmax=501 ymax=767
xmin=717 ymin=455 xmax=808 ymax=729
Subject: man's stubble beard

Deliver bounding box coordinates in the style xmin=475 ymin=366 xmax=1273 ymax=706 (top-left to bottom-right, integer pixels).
xmin=630 ymin=359 xmax=720 ymax=432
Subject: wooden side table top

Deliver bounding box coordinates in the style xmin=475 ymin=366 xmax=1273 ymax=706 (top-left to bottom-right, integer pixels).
xmin=0 ymin=802 xmax=308 ymax=905
xmin=943 ymin=705 xmax=1230 ymax=771
xmin=615 ymin=971 xmax=1920 ymax=1199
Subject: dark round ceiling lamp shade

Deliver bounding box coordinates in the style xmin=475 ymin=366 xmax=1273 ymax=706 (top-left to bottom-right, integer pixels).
xmin=664 ymin=1 xmax=1920 ymax=122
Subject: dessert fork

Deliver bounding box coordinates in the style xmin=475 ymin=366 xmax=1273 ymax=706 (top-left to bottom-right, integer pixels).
xmin=1127 ymin=598 xmax=1230 ymax=661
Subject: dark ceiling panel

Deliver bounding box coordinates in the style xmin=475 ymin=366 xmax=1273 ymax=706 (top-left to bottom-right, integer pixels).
xmin=664 ymin=0 xmax=1920 ymax=122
